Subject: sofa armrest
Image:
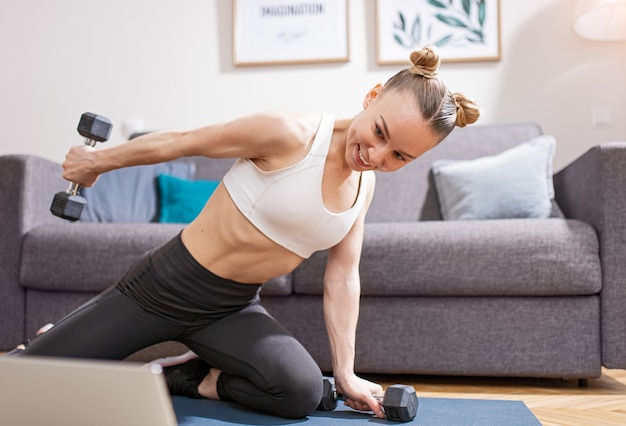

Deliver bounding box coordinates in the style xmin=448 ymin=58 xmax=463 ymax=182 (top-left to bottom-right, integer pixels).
xmin=0 ymin=155 xmax=67 ymax=349
xmin=553 ymin=142 xmax=626 ymax=368
xmin=1 ymin=155 xmax=69 ymax=230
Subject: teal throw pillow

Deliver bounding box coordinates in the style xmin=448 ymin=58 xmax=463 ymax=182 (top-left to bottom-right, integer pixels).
xmin=432 ymin=135 xmax=557 ymax=220
xmin=157 ymin=174 xmax=220 ymax=223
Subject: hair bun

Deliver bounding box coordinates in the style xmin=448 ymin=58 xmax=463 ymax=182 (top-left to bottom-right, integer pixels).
xmin=452 ymin=93 xmax=480 ymax=127
xmin=409 ymin=46 xmax=441 ymax=79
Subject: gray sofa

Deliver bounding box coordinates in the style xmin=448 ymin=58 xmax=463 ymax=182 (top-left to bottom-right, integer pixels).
xmin=2 ymin=122 xmax=625 ymax=381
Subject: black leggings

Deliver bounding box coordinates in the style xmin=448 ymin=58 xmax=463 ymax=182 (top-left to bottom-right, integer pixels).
xmin=21 ymin=234 xmax=323 ymax=419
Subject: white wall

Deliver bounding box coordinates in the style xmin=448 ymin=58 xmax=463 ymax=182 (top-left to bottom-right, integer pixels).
xmin=1 ymin=0 xmax=624 ymax=170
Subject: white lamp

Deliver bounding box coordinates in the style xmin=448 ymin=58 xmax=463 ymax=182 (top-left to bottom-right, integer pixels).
xmin=572 ymin=0 xmax=626 ymax=41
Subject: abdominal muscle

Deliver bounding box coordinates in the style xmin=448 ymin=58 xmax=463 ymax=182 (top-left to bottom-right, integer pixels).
xmin=180 ymin=183 xmax=306 ymax=284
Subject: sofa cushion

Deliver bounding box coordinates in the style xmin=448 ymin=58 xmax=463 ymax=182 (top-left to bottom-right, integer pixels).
xmin=293 ymin=219 xmax=601 ymax=297
xmin=432 ymin=135 xmax=556 ymax=220
xmin=20 ymin=224 xmax=292 ymax=296
xmin=81 ymin=162 xmax=195 ymax=223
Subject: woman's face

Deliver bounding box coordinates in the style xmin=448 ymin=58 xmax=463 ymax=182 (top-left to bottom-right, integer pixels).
xmin=346 ymin=85 xmax=440 ymax=173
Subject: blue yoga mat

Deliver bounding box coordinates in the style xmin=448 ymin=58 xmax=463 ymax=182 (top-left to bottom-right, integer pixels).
xmin=173 ymin=395 xmax=541 ymax=425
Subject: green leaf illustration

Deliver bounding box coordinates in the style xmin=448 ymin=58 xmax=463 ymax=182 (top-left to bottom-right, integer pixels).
xmin=462 ymin=0 xmax=471 ymax=16
xmin=427 ymin=0 xmax=447 ymax=9
xmin=392 ymin=0 xmax=490 ymax=49
xmin=411 ymin=15 xmax=422 ymax=45
xmin=478 ymin=0 xmax=486 ymax=26
xmin=470 ymin=28 xmax=484 ymax=41
xmin=435 ymin=13 xmax=468 ymax=28
xmin=434 ymin=33 xmax=454 ymax=47
xmin=394 ymin=11 xmax=406 ymax=31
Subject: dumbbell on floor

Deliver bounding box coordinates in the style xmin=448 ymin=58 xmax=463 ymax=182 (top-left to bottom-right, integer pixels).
xmin=50 ymin=112 xmax=112 ymax=221
xmin=317 ymin=377 xmax=419 ymax=422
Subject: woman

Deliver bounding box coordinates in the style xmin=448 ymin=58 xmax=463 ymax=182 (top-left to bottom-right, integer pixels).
xmin=18 ymin=46 xmax=479 ymax=419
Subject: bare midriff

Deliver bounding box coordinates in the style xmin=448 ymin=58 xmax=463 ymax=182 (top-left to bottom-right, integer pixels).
xmin=181 ymin=183 xmax=305 ymax=284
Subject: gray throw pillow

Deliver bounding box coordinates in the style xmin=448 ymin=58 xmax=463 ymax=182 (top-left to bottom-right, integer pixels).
xmin=432 ymin=135 xmax=556 ymax=220
xmin=81 ymin=161 xmax=196 ymax=223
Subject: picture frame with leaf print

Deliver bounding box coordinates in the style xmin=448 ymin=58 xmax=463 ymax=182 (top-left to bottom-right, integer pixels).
xmin=376 ymin=0 xmax=501 ymax=64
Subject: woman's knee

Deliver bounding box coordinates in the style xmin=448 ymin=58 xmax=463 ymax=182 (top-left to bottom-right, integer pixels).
xmin=275 ymin=366 xmax=323 ymax=418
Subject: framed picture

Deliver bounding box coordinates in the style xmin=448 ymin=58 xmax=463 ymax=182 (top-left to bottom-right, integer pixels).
xmin=233 ymin=0 xmax=349 ymax=66
xmin=376 ymin=0 xmax=501 ymax=64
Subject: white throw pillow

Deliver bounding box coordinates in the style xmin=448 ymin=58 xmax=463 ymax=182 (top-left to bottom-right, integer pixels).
xmin=432 ymin=135 xmax=556 ymax=220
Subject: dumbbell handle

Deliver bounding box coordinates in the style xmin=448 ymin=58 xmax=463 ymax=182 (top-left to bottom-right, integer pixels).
xmin=66 ymin=137 xmax=99 ymax=195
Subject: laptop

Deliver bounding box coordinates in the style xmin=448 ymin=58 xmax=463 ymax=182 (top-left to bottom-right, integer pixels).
xmin=0 ymin=356 xmax=177 ymax=426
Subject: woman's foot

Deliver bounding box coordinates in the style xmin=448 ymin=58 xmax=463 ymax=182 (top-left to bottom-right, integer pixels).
xmin=7 ymin=323 xmax=55 ymax=355
xmin=161 ymin=357 xmax=216 ymax=399
xmin=198 ymin=367 xmax=222 ymax=400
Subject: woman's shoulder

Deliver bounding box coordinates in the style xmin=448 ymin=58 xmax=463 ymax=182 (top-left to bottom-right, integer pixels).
xmin=256 ymin=111 xmax=322 ymax=138
xmin=249 ymin=111 xmax=325 ymax=153
xmin=218 ymin=111 xmax=324 ymax=166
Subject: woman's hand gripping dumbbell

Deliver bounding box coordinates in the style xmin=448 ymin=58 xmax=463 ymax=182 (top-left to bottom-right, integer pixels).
xmin=50 ymin=112 xmax=112 ymax=221
xmin=317 ymin=377 xmax=419 ymax=422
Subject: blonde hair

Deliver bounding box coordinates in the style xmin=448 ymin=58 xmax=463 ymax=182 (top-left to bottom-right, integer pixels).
xmin=383 ymin=46 xmax=480 ymax=140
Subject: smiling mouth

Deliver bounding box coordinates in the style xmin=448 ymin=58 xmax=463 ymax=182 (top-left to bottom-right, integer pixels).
xmin=357 ymin=145 xmax=370 ymax=167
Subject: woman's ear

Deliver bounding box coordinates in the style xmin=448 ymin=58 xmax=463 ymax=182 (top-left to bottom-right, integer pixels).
xmin=363 ymin=83 xmax=384 ymax=108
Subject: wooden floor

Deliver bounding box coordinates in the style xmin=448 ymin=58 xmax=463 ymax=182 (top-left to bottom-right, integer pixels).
xmin=369 ymin=368 xmax=626 ymax=425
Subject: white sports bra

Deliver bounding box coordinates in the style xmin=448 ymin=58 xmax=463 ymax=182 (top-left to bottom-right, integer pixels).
xmin=222 ymin=113 xmax=367 ymax=258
